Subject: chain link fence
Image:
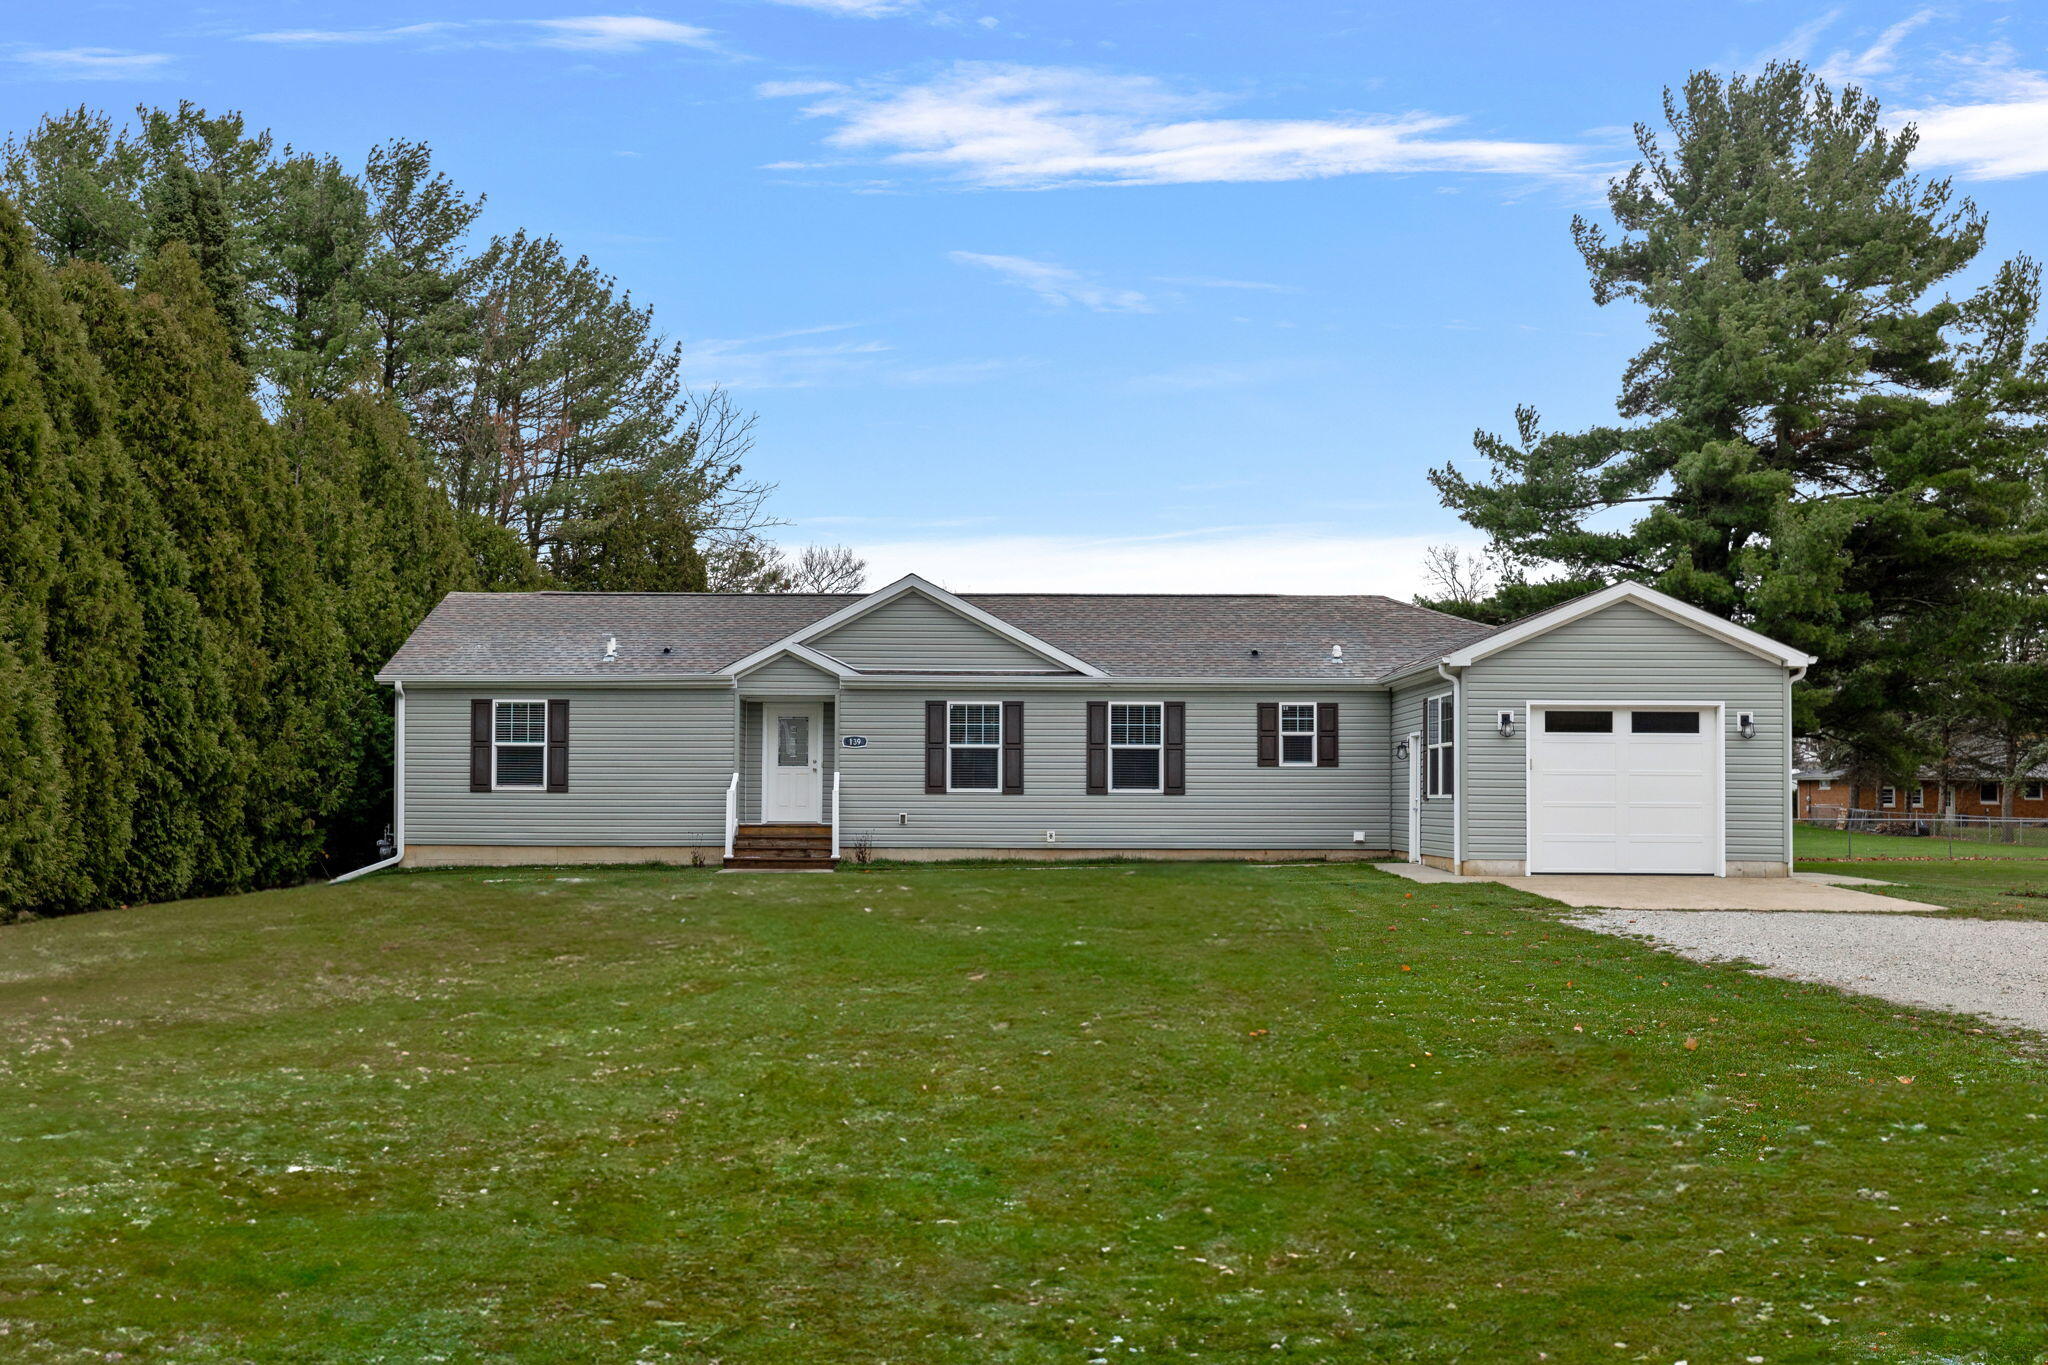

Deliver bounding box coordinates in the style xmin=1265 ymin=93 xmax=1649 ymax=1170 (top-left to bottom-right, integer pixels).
xmin=1799 ymin=804 xmax=2048 ymax=858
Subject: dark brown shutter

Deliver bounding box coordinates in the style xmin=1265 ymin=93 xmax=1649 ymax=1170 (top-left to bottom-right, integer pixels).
xmin=1316 ymin=701 xmax=1339 ymax=767
xmin=1085 ymin=701 xmax=1108 ymax=795
xmin=925 ymin=701 xmax=947 ymax=794
xmin=1163 ymin=701 xmax=1186 ymax=795
xmin=1002 ymin=700 xmax=1024 ymax=794
xmin=546 ymin=699 xmax=570 ymax=791
xmin=470 ymin=699 xmax=492 ymax=792
xmin=1256 ymin=702 xmax=1279 ymax=766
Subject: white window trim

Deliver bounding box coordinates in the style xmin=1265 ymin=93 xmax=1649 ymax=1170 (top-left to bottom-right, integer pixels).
xmin=1277 ymin=701 xmax=1319 ymax=767
xmin=1980 ymin=782 xmax=2002 ymax=804
xmin=2026 ymin=782 xmax=2044 ymax=802
xmin=1108 ymin=701 xmax=1166 ymax=793
xmin=1879 ymin=785 xmax=1897 ymax=809
xmin=492 ymin=697 xmax=548 ymax=792
xmin=945 ymin=700 xmax=1003 ymax=793
xmin=1424 ymin=692 xmax=1454 ymax=799
xmin=1908 ymin=785 xmax=1925 ymax=810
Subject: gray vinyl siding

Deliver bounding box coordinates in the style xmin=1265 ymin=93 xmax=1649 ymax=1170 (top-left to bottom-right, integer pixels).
xmin=739 ymin=653 xmax=842 ymax=694
xmin=404 ymin=686 xmax=731 ymax=845
xmin=1389 ymin=674 xmax=1455 ymax=858
xmin=1460 ymin=601 xmax=1790 ymax=866
xmin=740 ymin=700 xmax=835 ymax=823
xmin=834 ymin=688 xmax=1389 ymax=850
xmin=812 ymin=593 xmax=1062 ymax=672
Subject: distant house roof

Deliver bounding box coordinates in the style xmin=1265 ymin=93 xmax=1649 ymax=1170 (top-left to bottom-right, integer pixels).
xmin=377 ymin=581 xmax=1496 ymax=682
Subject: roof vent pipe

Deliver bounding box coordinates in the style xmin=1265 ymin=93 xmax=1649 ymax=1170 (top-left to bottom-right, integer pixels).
xmin=602 ymin=636 xmax=618 ymax=663
xmin=1330 ymin=644 xmax=1343 ymax=660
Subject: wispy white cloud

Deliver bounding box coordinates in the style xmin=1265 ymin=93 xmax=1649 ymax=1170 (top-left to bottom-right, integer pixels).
xmin=843 ymin=527 xmax=1489 ymax=596
xmin=529 ymin=16 xmax=718 ymax=50
xmin=950 ymin=252 xmax=1152 ymax=312
xmin=786 ymin=62 xmax=1583 ymax=188
xmin=676 ymin=321 xmax=1024 ymax=388
xmin=757 ymin=78 xmax=846 ymax=97
xmin=8 ymin=46 xmax=175 ymax=79
xmin=1152 ymin=274 xmax=1301 ymax=294
xmin=763 ymin=0 xmax=917 ymax=14
xmin=242 ymin=22 xmax=460 ymax=44
xmin=243 ymin=15 xmax=718 ymax=53
xmin=1815 ymin=8 xmax=1936 ymax=85
xmin=1893 ymin=44 xmax=2048 ymax=179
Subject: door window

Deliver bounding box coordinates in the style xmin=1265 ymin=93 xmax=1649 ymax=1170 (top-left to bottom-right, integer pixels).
xmin=776 ymin=714 xmax=811 ymax=766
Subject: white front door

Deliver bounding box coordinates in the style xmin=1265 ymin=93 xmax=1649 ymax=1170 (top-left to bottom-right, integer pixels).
xmin=762 ymin=703 xmax=824 ymax=822
xmin=1528 ymin=705 xmax=1720 ymax=875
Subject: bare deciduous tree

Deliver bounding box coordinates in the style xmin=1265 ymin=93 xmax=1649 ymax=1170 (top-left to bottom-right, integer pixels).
xmin=1420 ymin=544 xmax=1497 ymax=607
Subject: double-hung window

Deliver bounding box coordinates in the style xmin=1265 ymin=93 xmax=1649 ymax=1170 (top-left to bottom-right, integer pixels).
xmin=947 ymin=702 xmax=1001 ymax=791
xmin=493 ymin=700 xmax=547 ymax=790
xmin=1109 ymin=703 xmax=1164 ymax=792
xmin=1278 ymin=703 xmax=1316 ymax=766
xmin=1908 ymin=785 xmax=1925 ymax=810
xmin=1980 ymin=782 xmax=2002 ymax=804
xmin=1424 ymin=693 xmax=1455 ymax=798
xmin=2026 ymin=782 xmax=2044 ymax=802
xmin=1879 ymin=785 xmax=1897 ymax=809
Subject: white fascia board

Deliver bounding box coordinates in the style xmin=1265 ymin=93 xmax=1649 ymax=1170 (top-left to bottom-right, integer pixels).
xmin=1438 ymin=582 xmax=1817 ymax=671
xmin=840 ymin=675 xmax=1388 ymax=690
xmin=722 ymin=573 xmax=1106 ymax=678
xmin=375 ymin=674 xmax=735 ymax=688
xmin=731 ymin=641 xmax=856 ymax=680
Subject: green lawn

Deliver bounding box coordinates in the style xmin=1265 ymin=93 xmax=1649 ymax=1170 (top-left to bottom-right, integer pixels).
xmin=1796 ymin=823 xmax=2048 ymax=861
xmin=1796 ymin=824 xmax=2048 ymax=917
xmin=3 ymin=864 xmax=2045 ymax=1362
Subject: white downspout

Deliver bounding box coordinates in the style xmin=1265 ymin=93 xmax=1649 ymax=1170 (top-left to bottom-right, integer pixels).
xmin=1786 ymin=662 xmax=1807 ymax=876
xmin=1438 ymin=661 xmax=1463 ymax=875
xmin=332 ymin=681 xmax=405 ymax=883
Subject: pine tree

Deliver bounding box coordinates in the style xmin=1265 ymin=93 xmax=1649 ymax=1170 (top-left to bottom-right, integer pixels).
xmin=1431 ymin=64 xmax=2048 ymax=766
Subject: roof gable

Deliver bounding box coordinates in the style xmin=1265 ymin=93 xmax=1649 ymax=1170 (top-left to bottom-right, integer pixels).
xmin=1438 ymin=582 xmax=1815 ymax=671
xmin=726 ymin=575 xmax=1102 ymax=677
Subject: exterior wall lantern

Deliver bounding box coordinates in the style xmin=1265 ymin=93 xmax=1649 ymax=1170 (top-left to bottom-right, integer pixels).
xmin=1737 ymin=711 xmax=1757 ymax=740
xmin=1392 ymin=738 xmax=1411 ymax=761
xmin=1496 ymin=709 xmax=1516 ymax=739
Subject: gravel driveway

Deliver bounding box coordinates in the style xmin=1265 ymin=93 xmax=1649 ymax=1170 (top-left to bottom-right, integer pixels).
xmin=1572 ymin=909 xmax=2048 ymax=1034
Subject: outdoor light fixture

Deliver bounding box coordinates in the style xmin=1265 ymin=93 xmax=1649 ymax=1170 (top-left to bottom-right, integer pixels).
xmin=1393 ymin=739 xmax=1411 ymax=761
xmin=1737 ymin=712 xmax=1757 ymax=740
xmin=1497 ymin=709 xmax=1516 ymax=738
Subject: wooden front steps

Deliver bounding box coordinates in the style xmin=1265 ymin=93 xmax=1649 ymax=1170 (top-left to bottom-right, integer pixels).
xmin=725 ymin=823 xmax=838 ymax=871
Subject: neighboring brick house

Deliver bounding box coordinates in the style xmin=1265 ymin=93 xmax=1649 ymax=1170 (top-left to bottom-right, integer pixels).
xmin=1796 ymin=766 xmax=2048 ymax=819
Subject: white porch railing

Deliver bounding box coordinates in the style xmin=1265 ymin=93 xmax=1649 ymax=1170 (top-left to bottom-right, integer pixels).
xmin=723 ymin=772 xmax=739 ymax=861
xmin=830 ymin=771 xmax=842 ymax=859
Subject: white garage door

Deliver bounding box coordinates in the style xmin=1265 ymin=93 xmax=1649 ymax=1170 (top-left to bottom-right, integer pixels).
xmin=1528 ymin=706 xmax=1720 ymax=875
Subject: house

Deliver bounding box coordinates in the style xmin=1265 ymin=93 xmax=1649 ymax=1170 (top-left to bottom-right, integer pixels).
xmin=1796 ymin=762 xmax=2048 ymax=820
xmin=367 ymin=575 xmax=1814 ymax=876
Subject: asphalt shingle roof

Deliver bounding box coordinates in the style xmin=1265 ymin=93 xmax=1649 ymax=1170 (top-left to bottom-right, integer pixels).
xmin=378 ymin=589 xmax=1496 ymax=682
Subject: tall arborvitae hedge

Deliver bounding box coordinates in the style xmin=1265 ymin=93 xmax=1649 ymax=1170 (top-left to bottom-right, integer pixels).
xmin=0 ymin=197 xmax=475 ymax=920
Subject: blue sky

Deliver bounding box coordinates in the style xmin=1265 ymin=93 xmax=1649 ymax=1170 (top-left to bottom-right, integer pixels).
xmin=6 ymin=1 xmax=2048 ymax=593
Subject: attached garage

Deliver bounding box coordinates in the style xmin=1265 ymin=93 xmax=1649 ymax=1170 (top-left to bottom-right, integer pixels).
xmin=1526 ymin=704 xmax=1721 ymax=874
xmin=1389 ymin=582 xmax=1815 ymax=879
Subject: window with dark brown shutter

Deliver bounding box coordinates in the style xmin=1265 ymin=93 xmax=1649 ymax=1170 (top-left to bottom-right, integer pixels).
xmin=1256 ymin=702 xmax=1279 ymax=766
xmin=1002 ymin=700 xmax=1024 ymax=794
xmin=1163 ymin=701 xmax=1185 ymax=795
xmin=470 ymin=699 xmax=492 ymax=792
xmin=546 ymin=699 xmax=570 ymax=791
xmin=925 ymin=701 xmax=947 ymax=794
xmin=1316 ymin=701 xmax=1339 ymax=767
xmin=1085 ymin=701 xmax=1108 ymax=794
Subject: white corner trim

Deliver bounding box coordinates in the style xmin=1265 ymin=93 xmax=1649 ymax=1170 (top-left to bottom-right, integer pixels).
xmin=720 ymin=573 xmax=1106 ymax=679
xmin=731 ymin=641 xmax=856 ymax=680
xmin=1438 ymin=582 xmax=1817 ymax=671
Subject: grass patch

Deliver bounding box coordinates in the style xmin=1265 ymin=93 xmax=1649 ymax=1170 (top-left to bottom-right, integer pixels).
xmin=2 ymin=864 xmax=2045 ymax=1361
xmin=1801 ymin=856 xmax=2048 ymax=920
xmin=1796 ymin=824 xmax=2048 ymax=862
